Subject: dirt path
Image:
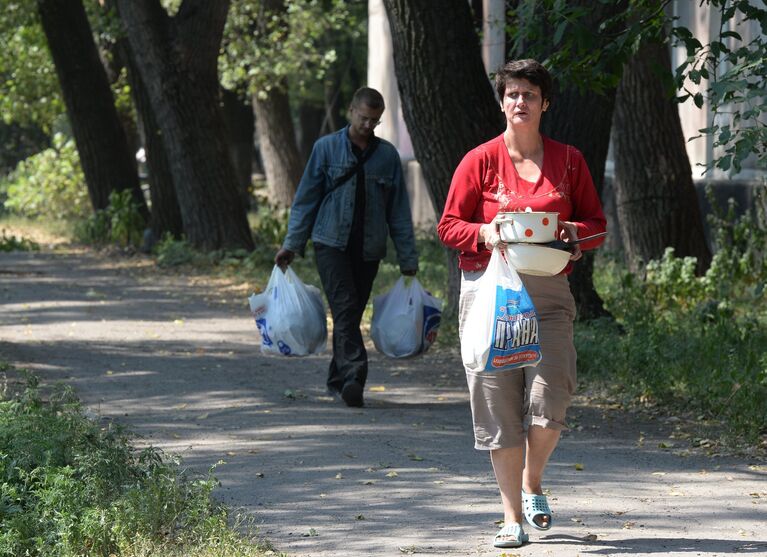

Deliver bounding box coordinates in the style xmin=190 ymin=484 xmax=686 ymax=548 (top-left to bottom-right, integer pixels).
xmin=1 ymin=249 xmax=765 ymax=557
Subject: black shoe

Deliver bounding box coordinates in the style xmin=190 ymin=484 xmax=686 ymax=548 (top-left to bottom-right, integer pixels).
xmin=326 ymin=386 xmax=342 ymax=402
xmin=341 ymin=381 xmax=364 ymax=407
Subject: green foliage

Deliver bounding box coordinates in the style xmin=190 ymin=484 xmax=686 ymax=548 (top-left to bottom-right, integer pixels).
xmin=1 ymin=133 xmax=89 ymax=220
xmin=0 ymin=3 xmax=63 ymax=132
xmin=220 ymin=0 xmax=362 ymax=98
xmin=0 ymin=229 xmax=39 ymax=252
xmin=505 ymin=0 xmax=666 ymax=95
xmin=155 ymin=234 xmax=198 ymax=268
xmin=579 ymin=186 xmax=767 ymax=443
xmin=0 ymin=372 xmax=276 ymax=557
xmin=74 ymin=190 xmax=144 ymax=248
xmin=672 ymin=0 xmax=767 ymax=174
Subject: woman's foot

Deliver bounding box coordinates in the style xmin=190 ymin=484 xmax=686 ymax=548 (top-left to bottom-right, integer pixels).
xmin=494 ymin=522 xmax=529 ymax=548
xmin=522 ymin=489 xmax=553 ymax=530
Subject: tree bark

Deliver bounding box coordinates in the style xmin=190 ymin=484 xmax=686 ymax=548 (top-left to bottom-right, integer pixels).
xmin=383 ymin=0 xmax=504 ymax=316
xmin=540 ymin=88 xmax=614 ymax=320
xmin=535 ymin=2 xmax=627 ymax=320
xmin=37 ymin=0 xmax=148 ymax=220
xmin=222 ymin=88 xmax=256 ymax=209
xmin=115 ymin=0 xmax=254 ymax=251
xmin=253 ymin=84 xmax=303 ymax=209
xmin=121 ymin=42 xmax=183 ymax=241
xmin=612 ymin=39 xmax=712 ymax=274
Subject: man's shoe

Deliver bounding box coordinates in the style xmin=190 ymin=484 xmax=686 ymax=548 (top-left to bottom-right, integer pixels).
xmin=341 ymin=381 xmax=364 ymax=407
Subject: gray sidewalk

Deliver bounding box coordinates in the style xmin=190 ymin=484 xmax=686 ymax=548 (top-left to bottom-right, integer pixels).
xmin=1 ymin=250 xmax=765 ymax=556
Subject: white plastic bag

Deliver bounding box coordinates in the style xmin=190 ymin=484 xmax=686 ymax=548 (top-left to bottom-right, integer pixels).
xmin=371 ymin=277 xmax=443 ymax=358
xmin=248 ymin=266 xmax=327 ymax=356
xmin=461 ymin=246 xmax=542 ymax=372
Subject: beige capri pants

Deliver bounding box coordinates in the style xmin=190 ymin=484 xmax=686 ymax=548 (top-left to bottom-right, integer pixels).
xmin=459 ymin=269 xmax=577 ymax=450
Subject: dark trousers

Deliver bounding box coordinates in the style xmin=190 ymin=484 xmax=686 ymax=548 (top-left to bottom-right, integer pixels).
xmin=314 ymin=243 xmax=379 ymax=393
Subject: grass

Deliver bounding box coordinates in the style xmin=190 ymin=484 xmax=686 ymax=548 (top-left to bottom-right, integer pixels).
xmin=0 ymin=368 xmax=283 ymax=557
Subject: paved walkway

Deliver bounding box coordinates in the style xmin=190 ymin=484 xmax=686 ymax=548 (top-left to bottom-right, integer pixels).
xmin=1 ymin=249 xmax=765 ymax=556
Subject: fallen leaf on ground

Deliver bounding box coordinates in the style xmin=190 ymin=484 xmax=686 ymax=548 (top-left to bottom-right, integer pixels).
xmin=574 ymin=463 xmax=584 ymax=470
xmin=582 ymin=533 xmax=598 ymax=541
xmin=622 ymin=521 xmax=636 ymax=529
xmin=369 ymin=385 xmax=386 ymax=392
xmin=335 ymin=473 xmax=343 ymax=479
xmin=386 ymin=471 xmax=399 ymax=478
xmin=408 ymin=453 xmax=424 ymax=461
xmin=173 ymin=403 xmax=188 ymax=410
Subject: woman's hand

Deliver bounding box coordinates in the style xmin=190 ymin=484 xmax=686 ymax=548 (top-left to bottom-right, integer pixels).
xmin=479 ymin=216 xmax=502 ymax=250
xmin=559 ymin=220 xmax=582 ymax=261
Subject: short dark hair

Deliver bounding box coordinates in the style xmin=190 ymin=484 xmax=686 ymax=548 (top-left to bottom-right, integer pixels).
xmin=350 ymin=87 xmax=385 ymax=110
xmin=495 ymin=59 xmax=553 ymax=104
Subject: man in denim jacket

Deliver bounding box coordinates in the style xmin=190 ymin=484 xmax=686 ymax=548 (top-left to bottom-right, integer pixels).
xmin=275 ymin=87 xmax=419 ymax=407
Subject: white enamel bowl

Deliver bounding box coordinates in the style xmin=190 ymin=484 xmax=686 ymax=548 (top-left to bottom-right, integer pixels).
xmin=497 ymin=211 xmax=558 ymax=243
xmin=504 ymin=243 xmax=570 ymax=276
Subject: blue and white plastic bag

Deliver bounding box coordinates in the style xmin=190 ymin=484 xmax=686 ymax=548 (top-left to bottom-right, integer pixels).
xmin=461 ymin=246 xmax=542 ymax=372
xmin=371 ymin=277 xmax=443 ymax=358
xmin=248 ymin=266 xmax=327 ymax=356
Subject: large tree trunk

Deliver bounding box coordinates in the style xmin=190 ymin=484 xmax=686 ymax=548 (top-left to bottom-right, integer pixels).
xmin=540 ymin=88 xmax=614 ymax=320
xmin=612 ymin=39 xmax=712 ymax=274
xmin=253 ymin=85 xmax=303 ymax=209
xmin=115 ymin=0 xmax=254 ymax=251
xmin=122 ymin=43 xmax=183 ymax=241
xmin=37 ymin=0 xmax=148 ymax=220
xmin=535 ymin=1 xmax=627 ymax=321
xmin=222 ymin=88 xmax=256 ymax=210
xmin=383 ymin=0 xmax=504 ymax=316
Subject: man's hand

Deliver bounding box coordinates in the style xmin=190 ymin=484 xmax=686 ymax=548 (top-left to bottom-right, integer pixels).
xmin=274 ymin=248 xmax=295 ymax=270
xmin=558 ymin=220 xmax=582 ymax=261
xmin=401 ymin=268 xmax=417 ymax=277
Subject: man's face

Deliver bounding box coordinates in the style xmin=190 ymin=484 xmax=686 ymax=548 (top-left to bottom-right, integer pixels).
xmin=350 ymin=103 xmax=384 ymax=138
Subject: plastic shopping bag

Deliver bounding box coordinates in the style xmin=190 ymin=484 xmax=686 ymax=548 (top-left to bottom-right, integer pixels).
xmin=461 ymin=246 xmax=542 ymax=372
xmin=248 ymin=266 xmax=327 ymax=356
xmin=371 ymin=277 xmax=443 ymax=358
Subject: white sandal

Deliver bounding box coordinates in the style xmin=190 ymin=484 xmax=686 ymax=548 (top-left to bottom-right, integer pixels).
xmin=493 ymin=522 xmax=529 ymax=548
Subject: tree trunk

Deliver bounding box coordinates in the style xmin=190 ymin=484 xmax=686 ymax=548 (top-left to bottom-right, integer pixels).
xmin=535 ymin=2 xmax=627 ymax=321
xmin=383 ymin=0 xmax=504 ymax=316
xmin=298 ymin=102 xmax=325 ymax=162
xmin=222 ymin=88 xmax=256 ymax=209
xmin=612 ymin=39 xmax=712 ymax=274
xmin=540 ymin=88 xmax=614 ymax=320
xmin=121 ymin=42 xmax=183 ymax=241
xmin=37 ymin=0 xmax=148 ymax=220
xmin=253 ymin=84 xmax=303 ymax=209
xmin=115 ymin=0 xmax=254 ymax=251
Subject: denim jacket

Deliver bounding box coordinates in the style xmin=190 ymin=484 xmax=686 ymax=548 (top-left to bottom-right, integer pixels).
xmin=283 ymin=126 xmax=418 ymax=271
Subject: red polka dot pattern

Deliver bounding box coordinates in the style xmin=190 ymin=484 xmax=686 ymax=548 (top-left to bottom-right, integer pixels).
xmin=542 ymin=217 xmax=550 ymax=225
xmin=525 ymin=229 xmax=534 ymax=237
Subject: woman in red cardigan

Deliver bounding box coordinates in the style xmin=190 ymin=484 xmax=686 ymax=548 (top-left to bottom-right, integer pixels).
xmin=438 ymin=59 xmax=606 ymax=548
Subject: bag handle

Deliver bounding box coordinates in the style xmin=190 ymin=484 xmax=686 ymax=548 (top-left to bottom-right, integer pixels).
xmin=330 ymin=138 xmax=381 ymax=191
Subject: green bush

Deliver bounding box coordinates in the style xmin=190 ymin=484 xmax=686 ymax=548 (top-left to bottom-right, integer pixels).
xmin=1 ymin=133 xmax=90 ymax=220
xmin=0 ymin=372 xmax=275 ymax=557
xmin=0 ymin=229 xmax=39 ymax=252
xmin=155 ymin=233 xmax=198 ymax=267
xmin=74 ymin=190 xmax=144 ymax=248
xmin=579 ymin=185 xmax=767 ymax=444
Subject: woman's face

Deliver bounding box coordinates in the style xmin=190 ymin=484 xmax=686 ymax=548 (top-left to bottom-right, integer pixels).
xmin=500 ymin=78 xmax=549 ymax=129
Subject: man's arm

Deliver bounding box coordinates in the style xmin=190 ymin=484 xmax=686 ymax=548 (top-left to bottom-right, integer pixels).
xmin=386 ymin=153 xmax=418 ymax=275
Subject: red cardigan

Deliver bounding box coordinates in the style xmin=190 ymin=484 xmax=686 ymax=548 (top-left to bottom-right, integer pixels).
xmin=437 ymin=134 xmax=607 ymax=272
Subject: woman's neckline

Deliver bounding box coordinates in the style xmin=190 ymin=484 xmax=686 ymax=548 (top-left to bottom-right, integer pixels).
xmin=502 ymin=133 xmax=545 ymax=185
